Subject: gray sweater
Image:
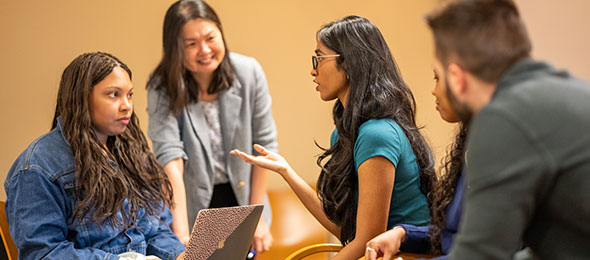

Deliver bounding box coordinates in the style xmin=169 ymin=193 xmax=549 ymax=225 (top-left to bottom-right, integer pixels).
xmin=449 ymin=59 xmax=590 ymax=260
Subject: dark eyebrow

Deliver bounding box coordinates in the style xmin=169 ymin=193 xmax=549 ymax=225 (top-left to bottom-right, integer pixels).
xmin=104 ymin=86 xmax=134 ymax=92
xmin=314 ymin=49 xmax=325 ymax=55
xmin=183 ymin=30 xmax=215 ymax=42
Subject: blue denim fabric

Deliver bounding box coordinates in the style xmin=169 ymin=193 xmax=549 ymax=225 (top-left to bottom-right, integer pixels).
xmin=4 ymin=118 xmax=185 ymax=260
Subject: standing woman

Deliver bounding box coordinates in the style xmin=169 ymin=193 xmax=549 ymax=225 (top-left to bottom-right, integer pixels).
xmin=365 ymin=61 xmax=468 ymax=260
xmin=146 ymin=0 xmax=277 ymax=253
xmin=231 ymin=16 xmax=436 ymax=259
xmin=4 ymin=52 xmax=185 ymax=260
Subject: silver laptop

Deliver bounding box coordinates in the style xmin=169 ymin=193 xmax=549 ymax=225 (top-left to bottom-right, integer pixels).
xmin=183 ymin=205 xmax=263 ymax=260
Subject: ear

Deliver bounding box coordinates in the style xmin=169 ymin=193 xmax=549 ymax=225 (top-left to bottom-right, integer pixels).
xmin=447 ymin=63 xmax=467 ymax=96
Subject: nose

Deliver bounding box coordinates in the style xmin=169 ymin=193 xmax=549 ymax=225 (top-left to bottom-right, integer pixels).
xmin=310 ymin=67 xmax=317 ymax=77
xmin=199 ymin=41 xmax=211 ymax=55
xmin=121 ymin=97 xmax=132 ymax=112
xmin=431 ymin=87 xmax=435 ymax=96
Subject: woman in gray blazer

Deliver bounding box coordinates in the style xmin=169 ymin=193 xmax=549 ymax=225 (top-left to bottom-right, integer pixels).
xmin=146 ymin=0 xmax=277 ymax=254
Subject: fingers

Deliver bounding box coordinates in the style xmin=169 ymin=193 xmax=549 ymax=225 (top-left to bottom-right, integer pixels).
xmin=365 ymin=246 xmax=377 ymax=260
xmin=255 ymin=237 xmax=264 ymax=254
xmin=230 ymin=149 xmax=256 ymax=163
xmin=253 ymin=144 xmax=269 ymax=155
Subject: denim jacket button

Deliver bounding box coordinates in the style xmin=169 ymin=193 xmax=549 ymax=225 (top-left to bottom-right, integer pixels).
xmin=237 ymin=181 xmax=246 ymax=188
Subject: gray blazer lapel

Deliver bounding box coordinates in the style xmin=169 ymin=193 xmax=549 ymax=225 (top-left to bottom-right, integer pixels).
xmin=219 ymin=80 xmax=243 ymax=155
xmin=186 ymin=103 xmax=215 ymax=174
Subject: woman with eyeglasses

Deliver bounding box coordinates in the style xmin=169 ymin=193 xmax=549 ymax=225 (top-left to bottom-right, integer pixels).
xmin=231 ymin=15 xmax=435 ymax=259
xmin=146 ymin=0 xmax=277 ymax=254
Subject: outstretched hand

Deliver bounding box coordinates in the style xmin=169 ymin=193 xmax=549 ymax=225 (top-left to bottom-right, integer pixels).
xmin=230 ymin=144 xmax=291 ymax=176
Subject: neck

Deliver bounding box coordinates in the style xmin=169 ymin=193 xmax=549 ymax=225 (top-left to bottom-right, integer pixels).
xmin=93 ymin=130 xmax=109 ymax=150
xmin=338 ymin=87 xmax=350 ymax=108
xmin=192 ymin=71 xmax=213 ymax=93
xmin=466 ymin=75 xmax=497 ymax=114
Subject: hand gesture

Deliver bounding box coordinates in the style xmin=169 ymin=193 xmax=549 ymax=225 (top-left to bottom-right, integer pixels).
xmin=230 ymin=144 xmax=291 ymax=176
xmin=365 ymin=226 xmax=406 ymax=260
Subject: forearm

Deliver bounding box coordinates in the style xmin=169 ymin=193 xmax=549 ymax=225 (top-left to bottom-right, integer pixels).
xmin=282 ymin=167 xmax=340 ymax=237
xmin=249 ymin=165 xmax=269 ymax=205
xmin=332 ymin=238 xmax=366 ymax=260
xmin=164 ymin=158 xmax=190 ymax=239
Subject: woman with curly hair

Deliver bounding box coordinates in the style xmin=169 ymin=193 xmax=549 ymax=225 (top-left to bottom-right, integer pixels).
xmin=365 ymin=58 xmax=467 ymax=260
xmin=4 ymin=52 xmax=185 ymax=260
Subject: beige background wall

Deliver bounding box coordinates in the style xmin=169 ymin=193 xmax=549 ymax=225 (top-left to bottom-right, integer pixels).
xmin=0 ymin=0 xmax=588 ymax=201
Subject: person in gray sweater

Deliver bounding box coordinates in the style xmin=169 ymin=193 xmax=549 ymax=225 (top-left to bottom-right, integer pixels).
xmin=424 ymin=0 xmax=590 ymax=259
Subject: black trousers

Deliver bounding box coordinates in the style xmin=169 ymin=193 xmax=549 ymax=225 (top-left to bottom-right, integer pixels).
xmin=208 ymin=183 xmax=239 ymax=208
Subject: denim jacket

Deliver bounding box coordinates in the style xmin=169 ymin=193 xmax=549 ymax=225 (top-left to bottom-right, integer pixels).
xmin=4 ymin=118 xmax=185 ymax=260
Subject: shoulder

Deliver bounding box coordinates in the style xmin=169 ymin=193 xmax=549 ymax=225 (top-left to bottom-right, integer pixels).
xmin=358 ymin=118 xmax=404 ymax=142
xmin=229 ymin=52 xmax=265 ymax=81
xmin=5 ymin=129 xmax=75 ymax=186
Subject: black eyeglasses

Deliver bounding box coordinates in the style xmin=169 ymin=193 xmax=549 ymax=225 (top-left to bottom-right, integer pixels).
xmin=311 ymin=54 xmax=340 ymax=69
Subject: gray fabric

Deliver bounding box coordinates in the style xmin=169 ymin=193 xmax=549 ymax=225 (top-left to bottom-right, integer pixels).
xmin=147 ymin=52 xmax=277 ymax=229
xmin=449 ymin=59 xmax=590 ymax=260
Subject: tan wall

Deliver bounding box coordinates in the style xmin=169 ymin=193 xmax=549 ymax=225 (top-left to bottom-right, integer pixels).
xmin=1 ymin=0 xmax=588 ymax=201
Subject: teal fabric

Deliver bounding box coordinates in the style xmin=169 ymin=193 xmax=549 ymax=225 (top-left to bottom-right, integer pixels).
xmin=330 ymin=118 xmax=430 ymax=229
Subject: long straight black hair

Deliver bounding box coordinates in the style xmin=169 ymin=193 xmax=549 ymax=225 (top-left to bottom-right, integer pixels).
xmin=148 ymin=0 xmax=235 ymax=116
xmin=315 ymin=16 xmax=436 ymax=244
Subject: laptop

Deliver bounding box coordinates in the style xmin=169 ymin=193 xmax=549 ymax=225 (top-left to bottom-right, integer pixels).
xmin=183 ymin=205 xmax=263 ymax=260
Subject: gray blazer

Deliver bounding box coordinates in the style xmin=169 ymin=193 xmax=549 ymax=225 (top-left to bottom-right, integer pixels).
xmin=147 ymin=53 xmax=277 ymax=228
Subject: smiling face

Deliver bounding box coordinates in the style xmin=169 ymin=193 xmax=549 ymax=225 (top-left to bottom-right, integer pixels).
xmin=182 ymin=18 xmax=226 ymax=81
xmin=310 ymin=40 xmax=350 ymax=105
xmin=432 ymin=59 xmax=459 ymax=123
xmin=88 ymin=66 xmax=133 ymax=145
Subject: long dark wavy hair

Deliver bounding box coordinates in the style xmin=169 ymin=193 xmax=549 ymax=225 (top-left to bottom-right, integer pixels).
xmin=429 ymin=124 xmax=467 ymax=254
xmin=51 ymin=52 xmax=174 ymax=228
xmin=148 ymin=0 xmax=235 ymax=116
xmin=315 ymin=16 xmax=436 ymax=244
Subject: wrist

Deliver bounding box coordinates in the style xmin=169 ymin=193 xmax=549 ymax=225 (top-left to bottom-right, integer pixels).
xmin=393 ymin=226 xmax=407 ymax=242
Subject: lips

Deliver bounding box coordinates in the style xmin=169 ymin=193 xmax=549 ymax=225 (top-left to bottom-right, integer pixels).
xmin=197 ymin=56 xmax=214 ymax=65
xmin=117 ymin=117 xmax=130 ymax=125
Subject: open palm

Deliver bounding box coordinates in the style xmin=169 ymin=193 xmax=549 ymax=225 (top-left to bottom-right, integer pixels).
xmin=230 ymin=144 xmax=291 ymax=175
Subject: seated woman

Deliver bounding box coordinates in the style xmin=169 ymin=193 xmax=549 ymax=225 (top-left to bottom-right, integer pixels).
xmin=365 ymin=59 xmax=467 ymax=260
xmin=4 ymin=52 xmax=185 ymax=260
xmin=231 ymin=15 xmax=436 ymax=260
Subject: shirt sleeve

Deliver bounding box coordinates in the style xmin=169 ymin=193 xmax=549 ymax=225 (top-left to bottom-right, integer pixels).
xmin=249 ymin=57 xmax=279 ymax=154
xmin=448 ymin=109 xmax=552 ymax=260
xmin=146 ymin=204 xmax=186 ymax=260
xmin=5 ymin=169 xmax=118 ymax=260
xmin=353 ymin=121 xmax=402 ymax=170
xmin=147 ymin=86 xmax=188 ymax=167
xmin=398 ymin=224 xmax=431 ymax=253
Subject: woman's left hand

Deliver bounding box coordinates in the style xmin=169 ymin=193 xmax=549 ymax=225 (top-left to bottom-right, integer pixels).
xmin=230 ymin=144 xmax=291 ymax=176
xmin=251 ymin=218 xmax=273 ymax=258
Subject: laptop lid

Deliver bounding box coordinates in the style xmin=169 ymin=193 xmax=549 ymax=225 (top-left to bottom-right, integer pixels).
xmin=184 ymin=205 xmax=263 ymax=260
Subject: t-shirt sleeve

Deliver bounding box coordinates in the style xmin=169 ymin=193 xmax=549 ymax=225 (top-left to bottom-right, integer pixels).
xmin=354 ymin=121 xmax=402 ymax=170
xmin=330 ymin=128 xmax=338 ymax=147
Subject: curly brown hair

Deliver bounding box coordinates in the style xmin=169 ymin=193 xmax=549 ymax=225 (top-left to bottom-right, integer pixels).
xmin=51 ymin=52 xmax=174 ymax=228
xmin=429 ymin=124 xmax=467 ymax=254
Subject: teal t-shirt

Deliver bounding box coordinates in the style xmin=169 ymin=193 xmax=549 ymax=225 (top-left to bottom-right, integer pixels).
xmin=330 ymin=118 xmax=430 ymax=229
